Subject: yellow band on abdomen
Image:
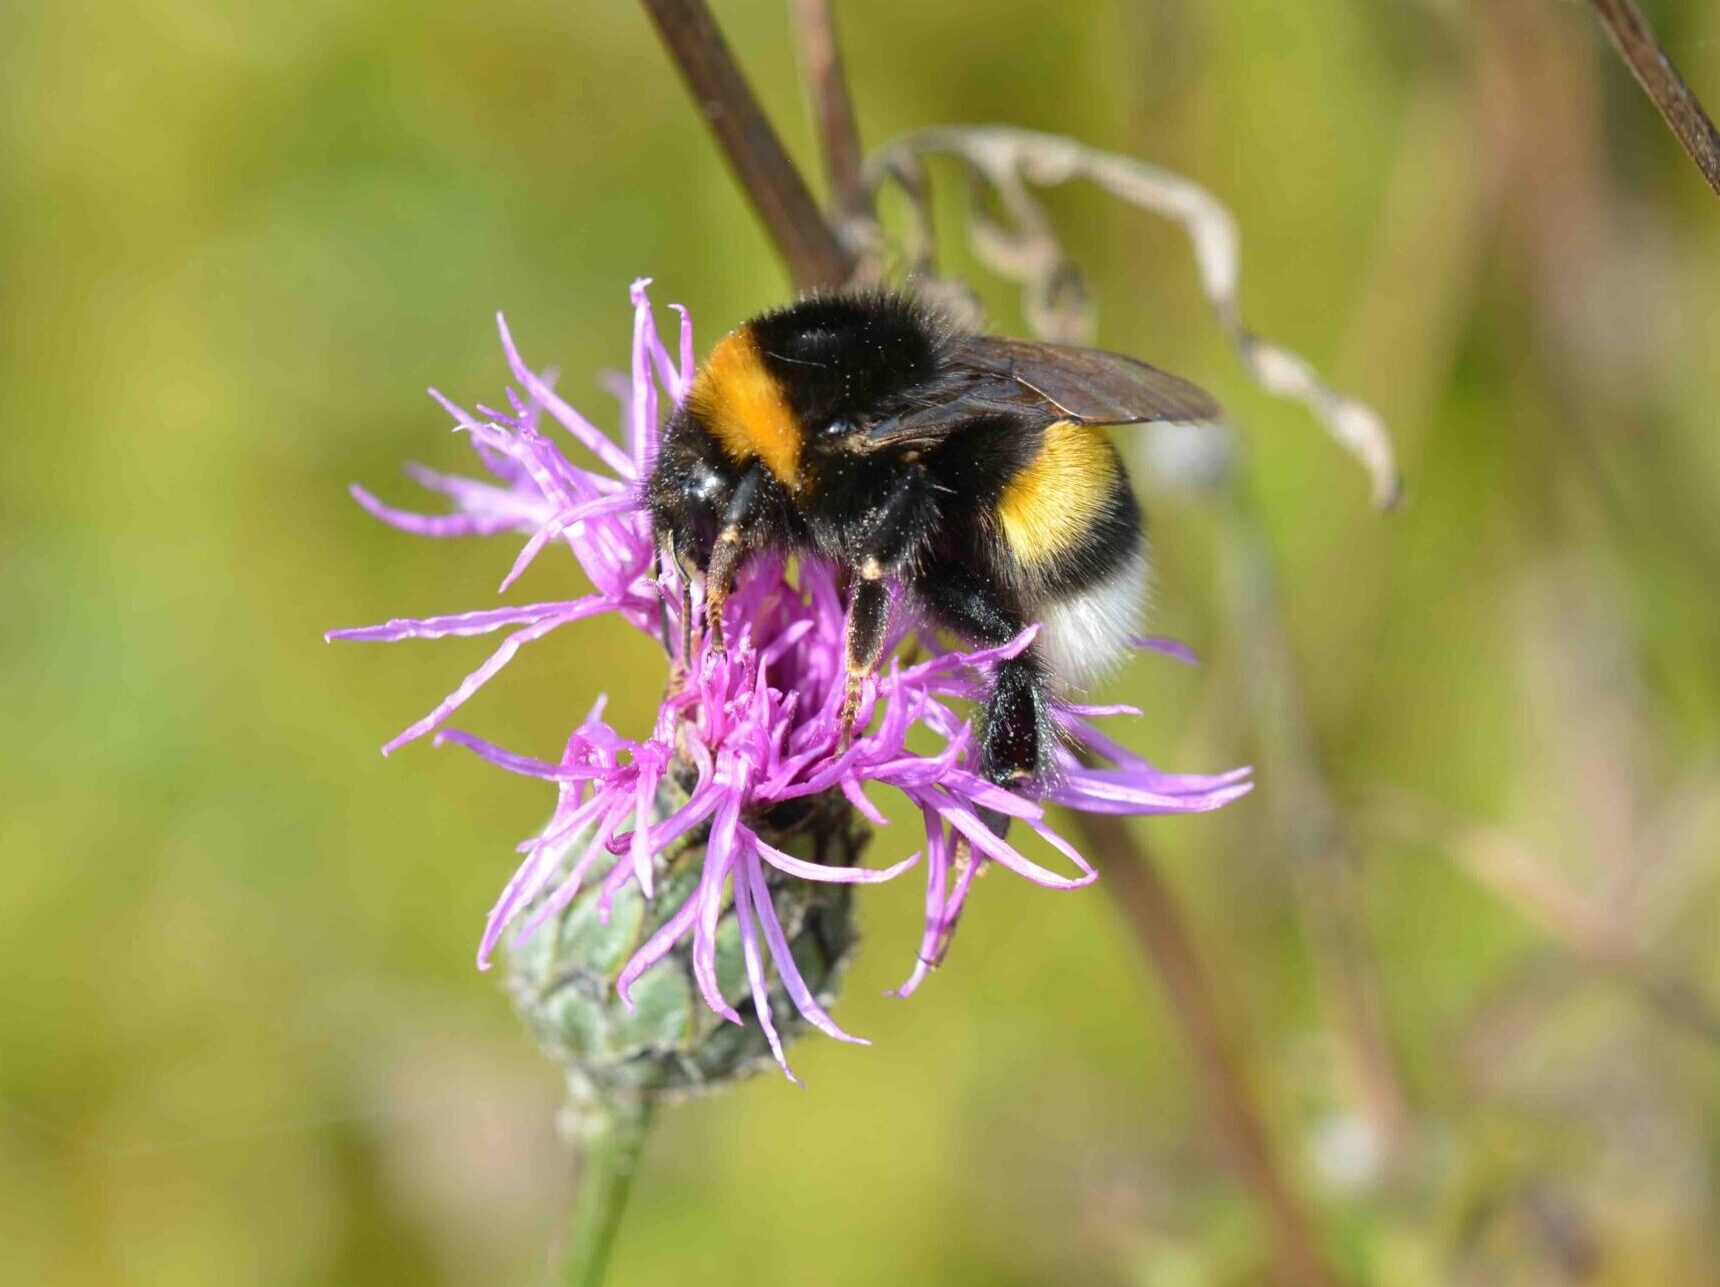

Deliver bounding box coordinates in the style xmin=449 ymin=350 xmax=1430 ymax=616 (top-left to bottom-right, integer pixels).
xmin=996 ymin=421 xmax=1117 ymax=567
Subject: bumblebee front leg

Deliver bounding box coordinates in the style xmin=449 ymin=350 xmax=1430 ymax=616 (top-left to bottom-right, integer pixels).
xmin=839 ymin=562 xmax=890 ymax=745
xmin=702 ymin=464 xmax=767 ymax=655
xmin=677 ymin=557 xmax=695 ymax=667
xmin=655 ymin=535 xmax=696 ymax=673
xmin=703 ymin=533 xmax=741 ymax=655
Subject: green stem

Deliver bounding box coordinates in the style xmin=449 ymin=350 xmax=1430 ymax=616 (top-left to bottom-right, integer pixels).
xmin=562 ymin=1095 xmax=654 ymax=1287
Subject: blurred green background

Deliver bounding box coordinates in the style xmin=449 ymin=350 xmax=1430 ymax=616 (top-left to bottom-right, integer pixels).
xmin=6 ymin=0 xmax=1720 ymax=1283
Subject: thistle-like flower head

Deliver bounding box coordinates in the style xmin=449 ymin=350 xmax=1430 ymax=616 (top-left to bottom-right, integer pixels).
xmin=328 ymin=281 xmax=1251 ymax=1084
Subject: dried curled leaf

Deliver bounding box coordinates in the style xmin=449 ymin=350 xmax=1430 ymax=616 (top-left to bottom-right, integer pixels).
xmin=863 ymin=124 xmax=1401 ymax=509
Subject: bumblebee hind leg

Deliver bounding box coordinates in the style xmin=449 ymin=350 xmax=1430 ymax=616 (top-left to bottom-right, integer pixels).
xmin=912 ymin=560 xmax=1054 ymax=791
xmin=982 ymin=653 xmax=1051 ymax=788
xmin=908 ymin=560 xmax=1050 ymax=971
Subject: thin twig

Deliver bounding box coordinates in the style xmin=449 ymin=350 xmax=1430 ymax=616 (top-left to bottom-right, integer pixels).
xmin=863 ymin=127 xmax=1401 ymax=508
xmin=638 ymin=0 xmax=856 ymax=289
xmin=1079 ymin=813 xmax=1347 ymax=1287
xmin=1586 ymin=0 xmax=1720 ymax=199
xmin=787 ymin=0 xmax=871 ymax=228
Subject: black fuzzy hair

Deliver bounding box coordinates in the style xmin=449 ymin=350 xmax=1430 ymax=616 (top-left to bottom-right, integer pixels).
xmin=748 ymin=288 xmax=960 ymax=432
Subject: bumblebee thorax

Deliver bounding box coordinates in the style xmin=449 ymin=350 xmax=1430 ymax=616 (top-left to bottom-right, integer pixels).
xmin=687 ymin=293 xmax=945 ymax=490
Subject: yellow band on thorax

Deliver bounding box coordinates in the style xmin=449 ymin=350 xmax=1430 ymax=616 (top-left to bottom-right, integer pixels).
xmin=688 ymin=326 xmax=802 ymax=487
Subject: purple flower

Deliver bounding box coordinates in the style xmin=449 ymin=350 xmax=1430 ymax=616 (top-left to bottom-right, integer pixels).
xmin=328 ymin=280 xmax=1251 ymax=1081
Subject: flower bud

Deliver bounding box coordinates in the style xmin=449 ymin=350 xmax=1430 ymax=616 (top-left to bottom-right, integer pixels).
xmin=506 ymin=779 xmax=867 ymax=1099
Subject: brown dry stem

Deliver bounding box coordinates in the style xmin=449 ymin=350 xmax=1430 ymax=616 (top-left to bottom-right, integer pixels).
xmin=1585 ymin=0 xmax=1720 ymax=199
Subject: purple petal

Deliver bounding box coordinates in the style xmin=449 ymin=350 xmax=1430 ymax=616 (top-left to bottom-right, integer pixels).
xmin=742 ymin=855 xmax=867 ymax=1045
xmin=380 ymin=601 xmax=610 ymax=753
xmin=427 ymin=387 xmax=526 ymax=481
xmin=327 ymin=598 xmax=588 ymax=644
xmin=1047 ymin=769 xmax=1255 ymax=815
xmin=478 ymin=790 xmax=611 ymax=967
xmin=937 ymin=798 xmax=1095 ymax=890
xmin=616 ymin=895 xmax=700 ymax=1006
xmin=401 ymin=464 xmax=544 ymax=520
xmin=628 ymin=279 xmax=661 ymax=471
xmin=900 ymin=624 xmax=1040 ymax=685
xmin=839 ymin=778 xmax=891 ymax=826
xmin=931 ymin=831 xmax=984 ymax=962
xmin=609 ymin=779 xmax=722 ymax=858
xmin=1134 ymin=634 xmax=1200 ymax=665
xmin=496 ymin=313 xmax=637 ymax=479
xmin=498 ymin=493 xmax=640 ymax=593
xmin=750 ymin=830 xmax=919 ymax=885
xmin=888 ymin=809 xmax=952 ymax=999
xmin=348 ymin=484 xmax=525 ymax=539
xmin=517 ymin=795 xmax=634 ymax=941
xmin=435 ymin=729 xmax=593 ymax=781
xmin=733 ymin=855 xmax=802 ymax=1083
xmin=671 ymin=304 xmax=694 ymax=400
xmin=627 ymin=762 xmax=661 ymax=898
xmin=691 ymin=786 xmax=745 ymax=1025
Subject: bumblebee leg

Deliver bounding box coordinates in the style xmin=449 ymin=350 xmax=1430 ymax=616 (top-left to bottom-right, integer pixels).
xmin=703 ymin=530 xmax=742 ymax=654
xmin=908 ymin=560 xmax=1034 ymax=967
xmin=678 ymin=560 xmax=695 ymax=667
xmin=837 ymin=463 xmax=941 ymax=744
xmin=913 ymin=560 xmax=1051 ymax=791
xmin=653 ymin=540 xmax=676 ymax=658
xmin=982 ymin=654 xmax=1050 ymax=788
xmin=655 ymin=535 xmax=697 ymax=674
xmin=839 ymin=564 xmax=890 ymax=746
xmin=702 ymin=465 xmax=767 ymax=654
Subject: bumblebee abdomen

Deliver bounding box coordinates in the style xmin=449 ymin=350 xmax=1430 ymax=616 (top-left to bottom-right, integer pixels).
xmin=1033 ymin=550 xmax=1148 ymax=690
xmin=991 ymin=421 xmax=1145 ymax=690
xmin=996 ymin=422 xmax=1122 ymax=568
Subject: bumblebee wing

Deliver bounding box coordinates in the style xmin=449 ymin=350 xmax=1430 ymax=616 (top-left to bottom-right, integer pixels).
xmin=947 ymin=336 xmax=1222 ymax=426
xmin=860 ymin=336 xmax=1220 ymax=449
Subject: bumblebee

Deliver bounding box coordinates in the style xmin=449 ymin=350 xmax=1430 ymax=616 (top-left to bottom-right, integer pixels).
xmin=648 ymin=290 xmax=1219 ymax=789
